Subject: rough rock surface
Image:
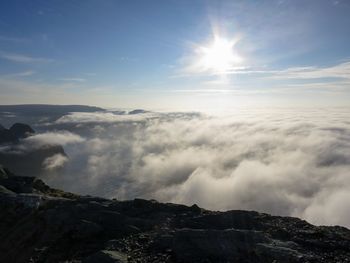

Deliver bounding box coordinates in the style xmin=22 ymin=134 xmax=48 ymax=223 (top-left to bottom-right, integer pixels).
xmin=0 ymin=128 xmax=18 ymax=144
xmin=9 ymin=123 xmax=35 ymax=138
xmin=0 ymin=167 xmax=349 ymax=263
xmin=128 ymin=109 xmax=148 ymax=115
xmin=0 ymin=123 xmax=35 ymax=145
xmin=0 ymin=123 xmax=67 ymax=176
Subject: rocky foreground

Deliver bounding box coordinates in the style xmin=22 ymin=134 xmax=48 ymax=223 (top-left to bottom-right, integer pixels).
xmin=0 ymin=167 xmax=349 ymax=263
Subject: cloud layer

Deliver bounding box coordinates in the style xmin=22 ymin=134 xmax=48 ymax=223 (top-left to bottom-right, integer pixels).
xmin=39 ymin=109 xmax=350 ymax=228
xmin=24 ymin=131 xmax=85 ymax=147
xmin=43 ymin=154 xmax=68 ymax=170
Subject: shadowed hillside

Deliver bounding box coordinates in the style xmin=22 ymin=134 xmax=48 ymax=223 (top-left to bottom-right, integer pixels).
xmin=0 ymin=166 xmax=349 ymax=263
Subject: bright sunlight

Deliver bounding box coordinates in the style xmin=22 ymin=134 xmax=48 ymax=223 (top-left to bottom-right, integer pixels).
xmin=196 ymin=35 xmax=242 ymax=74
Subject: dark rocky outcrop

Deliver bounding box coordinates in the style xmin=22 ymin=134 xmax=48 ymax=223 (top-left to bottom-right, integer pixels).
xmin=0 ymin=128 xmax=18 ymax=144
xmin=0 ymin=122 xmax=34 ymax=144
xmin=0 ymin=144 xmax=67 ymax=177
xmin=0 ymin=123 xmax=67 ymax=176
xmin=9 ymin=123 xmax=35 ymax=138
xmin=0 ymin=167 xmax=349 ymax=263
xmin=128 ymin=109 xmax=148 ymax=115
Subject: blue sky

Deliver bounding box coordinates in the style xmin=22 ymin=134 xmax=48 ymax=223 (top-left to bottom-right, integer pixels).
xmin=0 ymin=0 xmax=350 ymax=110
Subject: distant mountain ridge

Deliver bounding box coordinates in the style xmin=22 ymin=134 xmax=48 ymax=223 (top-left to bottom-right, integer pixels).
xmin=0 ymin=104 xmax=106 ymax=127
xmin=0 ymin=104 xmax=105 ymax=116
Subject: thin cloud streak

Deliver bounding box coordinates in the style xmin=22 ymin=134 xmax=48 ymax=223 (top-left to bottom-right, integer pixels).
xmin=0 ymin=51 xmax=53 ymax=63
xmin=0 ymin=70 xmax=36 ymax=78
xmin=221 ymin=61 xmax=350 ymax=80
xmin=269 ymin=62 xmax=350 ymax=80
xmin=59 ymin=78 xmax=86 ymax=82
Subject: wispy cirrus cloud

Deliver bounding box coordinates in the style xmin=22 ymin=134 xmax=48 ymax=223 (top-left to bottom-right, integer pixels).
xmin=11 ymin=70 xmax=36 ymax=77
xmin=0 ymin=51 xmax=53 ymax=63
xmin=221 ymin=61 xmax=350 ymax=81
xmin=59 ymin=78 xmax=86 ymax=82
xmin=269 ymin=61 xmax=350 ymax=80
xmin=0 ymin=70 xmax=36 ymax=78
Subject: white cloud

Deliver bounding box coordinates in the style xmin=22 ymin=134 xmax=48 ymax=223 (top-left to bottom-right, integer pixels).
xmin=43 ymin=154 xmax=68 ymax=170
xmin=14 ymin=70 xmax=36 ymax=77
xmin=217 ymin=61 xmax=350 ymax=82
xmin=39 ymin=109 xmax=350 ymax=228
xmin=0 ymin=51 xmax=53 ymax=63
xmin=24 ymin=131 xmax=85 ymax=147
xmin=55 ymin=112 xmax=156 ymax=124
xmin=4 ymin=70 xmax=36 ymax=78
xmin=269 ymin=61 xmax=350 ymax=80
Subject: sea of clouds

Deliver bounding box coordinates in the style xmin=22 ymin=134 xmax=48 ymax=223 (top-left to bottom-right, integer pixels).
xmin=19 ymin=108 xmax=350 ymax=228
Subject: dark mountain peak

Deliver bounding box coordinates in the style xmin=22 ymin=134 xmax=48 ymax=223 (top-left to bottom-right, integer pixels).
xmin=0 ymin=122 xmax=34 ymax=145
xmin=9 ymin=123 xmax=35 ymax=138
xmin=128 ymin=109 xmax=148 ymax=115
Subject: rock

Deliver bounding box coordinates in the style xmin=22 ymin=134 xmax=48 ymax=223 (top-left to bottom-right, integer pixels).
xmin=82 ymin=250 xmax=128 ymax=263
xmin=0 ymin=173 xmax=36 ymax=193
xmin=0 ymin=144 xmax=67 ymax=177
xmin=0 ymin=129 xmax=18 ymax=144
xmin=0 ymin=123 xmax=68 ymax=176
xmin=0 ymin=168 xmax=349 ymax=263
xmin=128 ymin=109 xmax=148 ymax=115
xmin=9 ymin=123 xmax=35 ymax=138
xmin=71 ymin=220 xmax=103 ymax=240
xmin=0 ymin=185 xmax=15 ymax=196
xmin=0 ymin=165 xmax=10 ymax=179
xmin=0 ymin=122 xmax=34 ymax=145
xmin=0 ymin=167 xmax=78 ymax=199
xmin=172 ymin=228 xmax=270 ymax=262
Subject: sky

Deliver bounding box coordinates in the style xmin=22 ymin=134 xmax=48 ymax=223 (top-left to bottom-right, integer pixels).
xmin=0 ymin=0 xmax=350 ymax=110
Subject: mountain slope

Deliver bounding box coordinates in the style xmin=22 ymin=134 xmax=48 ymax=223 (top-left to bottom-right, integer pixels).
xmin=0 ymin=167 xmax=349 ymax=263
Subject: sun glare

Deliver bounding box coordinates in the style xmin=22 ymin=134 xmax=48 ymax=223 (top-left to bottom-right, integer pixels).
xmin=197 ymin=35 xmax=242 ymax=74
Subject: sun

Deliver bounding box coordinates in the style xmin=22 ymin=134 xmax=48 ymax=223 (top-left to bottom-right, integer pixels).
xmin=196 ymin=35 xmax=242 ymax=74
